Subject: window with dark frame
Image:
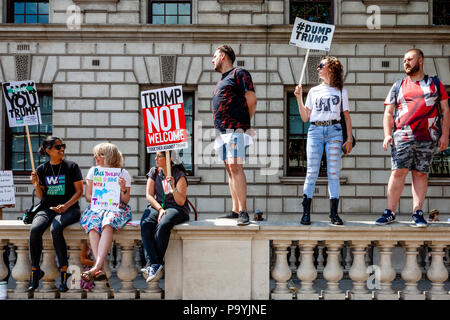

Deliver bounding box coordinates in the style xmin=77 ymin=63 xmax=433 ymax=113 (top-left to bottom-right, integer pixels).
xmin=289 ymin=0 xmax=333 ymax=25
xmin=5 ymin=91 xmax=52 ymax=174
xmin=7 ymin=0 xmax=49 ymax=23
xmin=287 ymin=92 xmax=327 ymax=177
xmin=433 ymin=0 xmax=450 ymax=25
xmin=145 ymin=91 xmax=195 ymax=175
xmin=148 ymin=0 xmax=192 ymax=24
xmin=430 ymin=86 xmax=450 ymax=177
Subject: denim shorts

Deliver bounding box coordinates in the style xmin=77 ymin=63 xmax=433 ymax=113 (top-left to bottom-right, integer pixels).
xmin=217 ymin=132 xmax=249 ymax=162
xmin=391 ymin=136 xmax=437 ymax=173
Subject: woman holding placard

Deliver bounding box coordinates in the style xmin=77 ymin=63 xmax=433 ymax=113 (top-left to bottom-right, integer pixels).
xmin=140 ymin=150 xmax=190 ymax=283
xmin=29 ymin=136 xmax=84 ymax=292
xmin=80 ymin=142 xmax=132 ymax=282
xmin=294 ymin=56 xmax=353 ymax=226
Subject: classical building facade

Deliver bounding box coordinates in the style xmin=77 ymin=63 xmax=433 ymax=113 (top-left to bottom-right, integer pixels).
xmin=1 ymin=0 xmax=449 ymax=220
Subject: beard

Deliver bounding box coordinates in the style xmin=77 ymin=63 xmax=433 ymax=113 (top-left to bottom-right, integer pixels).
xmin=405 ymin=62 xmax=420 ymax=76
xmin=214 ymin=59 xmax=223 ymax=72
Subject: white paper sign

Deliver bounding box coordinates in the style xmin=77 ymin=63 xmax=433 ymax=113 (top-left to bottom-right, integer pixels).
xmin=289 ymin=17 xmax=335 ymax=51
xmin=2 ymin=80 xmax=42 ymax=127
xmin=91 ymin=167 xmax=121 ymax=212
xmin=0 ymin=170 xmax=15 ymax=206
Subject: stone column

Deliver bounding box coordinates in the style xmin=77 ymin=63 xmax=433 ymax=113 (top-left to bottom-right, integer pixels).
xmin=400 ymin=241 xmax=425 ymax=300
xmin=34 ymin=240 xmax=59 ymax=299
xmin=60 ymin=239 xmax=85 ymax=299
xmin=348 ymin=241 xmax=372 ymax=300
xmin=426 ymin=241 xmax=450 ymax=300
xmin=0 ymin=241 xmax=9 ymax=282
xmin=115 ymin=240 xmax=138 ymax=299
xmin=270 ymin=240 xmax=293 ymax=300
xmin=296 ymin=241 xmax=319 ymax=300
xmin=322 ymin=241 xmax=345 ymax=300
xmin=9 ymin=240 xmax=31 ymax=299
xmin=373 ymin=241 xmax=399 ymax=300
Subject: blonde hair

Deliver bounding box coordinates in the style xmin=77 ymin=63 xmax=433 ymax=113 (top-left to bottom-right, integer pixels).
xmin=93 ymin=142 xmax=123 ymax=168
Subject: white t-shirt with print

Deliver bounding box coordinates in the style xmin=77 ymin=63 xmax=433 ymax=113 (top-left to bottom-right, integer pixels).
xmin=86 ymin=166 xmax=132 ymax=187
xmin=304 ymin=84 xmax=349 ymax=122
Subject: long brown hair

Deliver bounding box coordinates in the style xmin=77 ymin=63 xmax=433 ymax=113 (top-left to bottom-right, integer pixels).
xmin=323 ymin=56 xmax=344 ymax=91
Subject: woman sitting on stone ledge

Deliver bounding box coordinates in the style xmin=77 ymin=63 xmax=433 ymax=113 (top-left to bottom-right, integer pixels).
xmin=80 ymin=142 xmax=132 ymax=283
xmin=140 ymin=150 xmax=190 ymax=283
xmin=29 ymin=136 xmax=83 ymax=292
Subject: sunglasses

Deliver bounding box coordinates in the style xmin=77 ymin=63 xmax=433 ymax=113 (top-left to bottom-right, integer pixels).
xmin=317 ymin=63 xmax=326 ymax=69
xmin=53 ymin=144 xmax=66 ymax=150
xmin=155 ymin=154 xmax=166 ymax=159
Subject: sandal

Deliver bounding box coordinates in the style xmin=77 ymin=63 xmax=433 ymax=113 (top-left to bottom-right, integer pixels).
xmin=81 ymin=270 xmax=95 ymax=282
xmin=93 ymin=270 xmax=107 ymax=281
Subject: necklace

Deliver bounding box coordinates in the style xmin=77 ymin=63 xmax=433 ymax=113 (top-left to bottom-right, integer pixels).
xmin=50 ymin=161 xmax=63 ymax=180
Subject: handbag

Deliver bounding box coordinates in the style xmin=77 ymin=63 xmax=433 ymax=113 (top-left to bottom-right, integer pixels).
xmin=340 ymin=90 xmax=356 ymax=149
xmin=22 ymin=189 xmax=44 ymax=224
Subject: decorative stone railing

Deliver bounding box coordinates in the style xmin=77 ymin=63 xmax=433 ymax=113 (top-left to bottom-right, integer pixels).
xmin=1 ymin=220 xmax=449 ymax=300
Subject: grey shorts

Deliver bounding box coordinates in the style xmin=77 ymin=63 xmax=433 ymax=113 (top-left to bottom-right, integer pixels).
xmin=391 ymin=138 xmax=437 ymax=173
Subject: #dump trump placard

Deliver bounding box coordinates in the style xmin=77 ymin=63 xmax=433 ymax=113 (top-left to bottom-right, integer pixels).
xmin=289 ymin=17 xmax=335 ymax=52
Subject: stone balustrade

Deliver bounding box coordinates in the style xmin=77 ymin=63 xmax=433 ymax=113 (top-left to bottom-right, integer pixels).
xmin=1 ymin=219 xmax=449 ymax=300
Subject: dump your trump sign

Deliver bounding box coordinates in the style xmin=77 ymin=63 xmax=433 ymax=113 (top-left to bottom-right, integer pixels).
xmin=141 ymin=86 xmax=188 ymax=153
xmin=289 ymin=17 xmax=335 ymax=51
xmin=2 ymin=80 xmax=41 ymax=127
xmin=91 ymin=167 xmax=121 ymax=212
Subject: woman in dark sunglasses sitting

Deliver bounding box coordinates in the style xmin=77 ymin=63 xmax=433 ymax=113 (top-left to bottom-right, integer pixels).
xmin=294 ymin=56 xmax=353 ymax=226
xmin=28 ymin=136 xmax=83 ymax=292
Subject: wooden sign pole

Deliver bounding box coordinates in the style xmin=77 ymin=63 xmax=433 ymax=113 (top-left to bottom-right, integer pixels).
xmin=298 ymin=48 xmax=310 ymax=86
xmin=25 ymin=125 xmax=35 ymax=172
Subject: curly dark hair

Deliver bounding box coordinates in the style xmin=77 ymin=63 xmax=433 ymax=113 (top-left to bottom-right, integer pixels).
xmin=322 ymin=56 xmax=344 ymax=91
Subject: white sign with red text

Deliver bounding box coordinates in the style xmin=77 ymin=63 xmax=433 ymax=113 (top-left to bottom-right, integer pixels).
xmin=141 ymin=86 xmax=188 ymax=153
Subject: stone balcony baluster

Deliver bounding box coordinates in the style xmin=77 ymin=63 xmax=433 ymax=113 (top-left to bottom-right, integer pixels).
xmin=115 ymin=240 xmax=138 ymax=299
xmin=10 ymin=240 xmax=31 ymax=299
xmin=374 ymin=241 xmax=399 ymax=300
xmin=0 ymin=241 xmax=8 ymax=281
xmin=400 ymin=241 xmax=425 ymax=300
xmin=343 ymin=242 xmax=353 ymax=278
xmin=289 ymin=241 xmax=298 ymax=274
xmin=61 ymin=239 xmax=85 ymax=299
xmin=316 ymin=242 xmax=325 ymax=277
xmin=271 ymin=240 xmax=292 ymax=300
xmin=426 ymin=241 xmax=450 ymax=300
xmin=87 ymin=249 xmax=113 ymax=299
xmin=296 ymin=240 xmax=319 ymax=300
xmin=322 ymin=241 xmax=345 ymax=300
xmin=348 ymin=240 xmax=372 ymax=300
xmin=33 ymin=240 xmax=59 ymax=299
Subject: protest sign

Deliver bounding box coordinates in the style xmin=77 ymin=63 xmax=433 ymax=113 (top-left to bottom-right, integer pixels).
xmin=289 ymin=17 xmax=336 ymax=85
xmin=141 ymin=85 xmax=188 ymax=153
xmin=91 ymin=167 xmax=121 ymax=212
xmin=2 ymin=80 xmax=41 ymax=127
xmin=2 ymin=80 xmax=41 ymax=171
xmin=0 ymin=171 xmax=15 ymax=207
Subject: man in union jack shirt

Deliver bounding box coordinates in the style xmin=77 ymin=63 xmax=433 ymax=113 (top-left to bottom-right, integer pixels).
xmin=375 ymin=49 xmax=449 ymax=227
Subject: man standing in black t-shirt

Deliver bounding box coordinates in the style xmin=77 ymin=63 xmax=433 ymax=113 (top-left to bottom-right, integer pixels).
xmin=211 ymin=44 xmax=257 ymax=226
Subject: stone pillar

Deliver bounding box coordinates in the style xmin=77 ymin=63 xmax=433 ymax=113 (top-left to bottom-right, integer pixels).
xmin=34 ymin=240 xmax=59 ymax=299
xmin=9 ymin=240 xmax=31 ymax=299
xmin=296 ymin=241 xmax=319 ymax=300
xmin=322 ymin=241 xmax=345 ymax=300
xmin=426 ymin=242 xmax=450 ymax=300
xmin=348 ymin=241 xmax=372 ymax=300
xmin=270 ymin=240 xmax=293 ymax=300
xmin=0 ymin=241 xmax=8 ymax=281
xmin=374 ymin=241 xmax=399 ymax=300
xmin=400 ymin=241 xmax=425 ymax=300
xmin=87 ymin=248 xmax=113 ymax=299
xmin=60 ymin=239 xmax=85 ymax=299
xmin=115 ymin=240 xmax=138 ymax=299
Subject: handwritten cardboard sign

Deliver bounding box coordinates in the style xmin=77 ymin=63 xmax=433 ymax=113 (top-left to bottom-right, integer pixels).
xmin=141 ymin=86 xmax=188 ymax=153
xmin=0 ymin=171 xmax=15 ymax=206
xmin=289 ymin=17 xmax=335 ymax=51
xmin=2 ymin=80 xmax=42 ymax=127
xmin=91 ymin=167 xmax=121 ymax=212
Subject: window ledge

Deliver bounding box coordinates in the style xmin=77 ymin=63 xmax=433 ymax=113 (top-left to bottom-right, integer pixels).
xmin=362 ymin=0 xmax=409 ymax=5
xmin=74 ymin=0 xmax=119 ymax=3
xmin=218 ymin=0 xmax=264 ymax=3
xmin=132 ymin=175 xmax=202 ymax=185
xmin=279 ymin=176 xmax=348 ymax=185
xmin=429 ymin=178 xmax=450 ymax=186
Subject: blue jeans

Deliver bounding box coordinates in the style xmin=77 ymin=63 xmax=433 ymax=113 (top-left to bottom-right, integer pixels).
xmin=303 ymin=123 xmax=343 ymax=199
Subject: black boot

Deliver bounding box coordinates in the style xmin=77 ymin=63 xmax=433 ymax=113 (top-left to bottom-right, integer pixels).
xmin=59 ymin=271 xmax=72 ymax=292
xmin=27 ymin=268 xmax=45 ymax=292
xmin=329 ymin=198 xmax=343 ymax=225
xmin=301 ymin=194 xmax=312 ymax=225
